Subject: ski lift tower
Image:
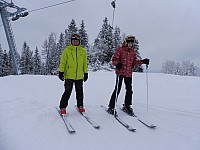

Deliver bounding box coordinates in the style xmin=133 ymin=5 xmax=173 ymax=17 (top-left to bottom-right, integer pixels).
xmin=0 ymin=0 xmax=28 ymax=75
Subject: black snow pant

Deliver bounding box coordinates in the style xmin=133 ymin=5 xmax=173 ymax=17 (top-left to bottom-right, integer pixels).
xmin=59 ymin=79 xmax=84 ymax=109
xmin=108 ymin=75 xmax=133 ymax=109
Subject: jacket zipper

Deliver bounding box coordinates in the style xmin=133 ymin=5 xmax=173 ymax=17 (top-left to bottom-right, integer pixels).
xmin=126 ymin=50 xmax=128 ymax=76
xmin=76 ymin=47 xmax=78 ymax=79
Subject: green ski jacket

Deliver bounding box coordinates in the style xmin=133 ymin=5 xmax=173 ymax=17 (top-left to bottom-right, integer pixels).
xmin=59 ymin=44 xmax=88 ymax=80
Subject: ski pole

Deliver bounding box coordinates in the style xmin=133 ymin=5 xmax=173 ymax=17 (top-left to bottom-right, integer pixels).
xmin=146 ymin=65 xmax=149 ymax=112
xmin=114 ymin=73 xmax=119 ymax=117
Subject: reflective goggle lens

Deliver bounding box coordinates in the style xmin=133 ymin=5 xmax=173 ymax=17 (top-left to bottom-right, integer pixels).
xmin=71 ymin=35 xmax=80 ymax=40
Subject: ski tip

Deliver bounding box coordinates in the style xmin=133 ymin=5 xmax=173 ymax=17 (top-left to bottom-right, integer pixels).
xmin=95 ymin=126 xmax=101 ymax=129
xmin=69 ymin=130 xmax=76 ymax=134
xmin=130 ymin=128 xmax=136 ymax=132
xmin=150 ymin=125 xmax=157 ymax=129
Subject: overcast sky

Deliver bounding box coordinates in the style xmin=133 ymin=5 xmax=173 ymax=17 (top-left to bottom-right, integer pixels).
xmin=1 ymin=0 xmax=200 ymax=72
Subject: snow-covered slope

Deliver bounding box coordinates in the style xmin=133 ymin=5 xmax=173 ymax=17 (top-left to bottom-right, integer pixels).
xmin=0 ymin=71 xmax=200 ymax=150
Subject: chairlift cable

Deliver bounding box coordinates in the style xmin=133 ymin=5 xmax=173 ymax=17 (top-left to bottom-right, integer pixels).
xmin=27 ymin=0 xmax=76 ymax=13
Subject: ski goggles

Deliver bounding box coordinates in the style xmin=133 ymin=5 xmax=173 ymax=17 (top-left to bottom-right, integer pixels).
xmin=126 ymin=36 xmax=135 ymax=43
xmin=71 ymin=34 xmax=80 ymax=40
xmin=126 ymin=40 xmax=135 ymax=43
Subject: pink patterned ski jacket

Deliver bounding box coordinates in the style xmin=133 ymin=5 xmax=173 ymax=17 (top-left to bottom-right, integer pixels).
xmin=112 ymin=44 xmax=143 ymax=77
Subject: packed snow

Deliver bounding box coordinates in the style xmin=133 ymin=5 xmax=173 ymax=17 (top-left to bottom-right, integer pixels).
xmin=0 ymin=71 xmax=200 ymax=150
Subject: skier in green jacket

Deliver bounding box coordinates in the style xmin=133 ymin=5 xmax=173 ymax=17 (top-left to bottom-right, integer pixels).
xmin=58 ymin=33 xmax=88 ymax=116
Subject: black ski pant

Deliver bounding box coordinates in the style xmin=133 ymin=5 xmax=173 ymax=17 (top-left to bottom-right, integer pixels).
xmin=59 ymin=79 xmax=84 ymax=109
xmin=108 ymin=75 xmax=133 ymax=109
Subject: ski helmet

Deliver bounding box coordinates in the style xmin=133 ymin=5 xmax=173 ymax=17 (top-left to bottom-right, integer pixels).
xmin=126 ymin=35 xmax=135 ymax=43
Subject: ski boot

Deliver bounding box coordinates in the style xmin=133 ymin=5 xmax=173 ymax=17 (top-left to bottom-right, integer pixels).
xmin=59 ymin=108 xmax=67 ymax=116
xmin=107 ymin=107 xmax=114 ymax=115
xmin=78 ymin=106 xmax=85 ymax=113
xmin=122 ymin=105 xmax=135 ymax=116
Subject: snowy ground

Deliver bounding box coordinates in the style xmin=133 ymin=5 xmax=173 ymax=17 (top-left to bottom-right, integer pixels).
xmin=0 ymin=71 xmax=200 ymax=150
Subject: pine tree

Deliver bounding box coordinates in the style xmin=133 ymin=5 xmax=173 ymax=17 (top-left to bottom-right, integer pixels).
xmin=42 ymin=39 xmax=50 ymax=74
xmin=8 ymin=50 xmax=15 ymax=75
xmin=33 ymin=47 xmax=42 ymax=75
xmin=3 ymin=50 xmax=11 ymax=76
xmin=42 ymin=33 xmax=57 ymax=74
xmin=56 ymin=32 xmax=66 ymax=68
xmin=20 ymin=42 xmax=33 ymax=74
xmin=88 ymin=38 xmax=100 ymax=67
xmin=113 ymin=26 xmax=122 ymax=50
xmin=94 ymin=17 xmax=114 ymax=64
xmin=48 ymin=33 xmax=57 ymax=73
xmin=41 ymin=62 xmax=46 ymax=75
xmin=79 ymin=20 xmax=89 ymax=49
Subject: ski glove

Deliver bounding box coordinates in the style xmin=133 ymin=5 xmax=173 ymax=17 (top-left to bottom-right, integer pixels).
xmin=142 ymin=58 xmax=150 ymax=65
xmin=59 ymin=72 xmax=64 ymax=81
xmin=116 ymin=62 xmax=123 ymax=70
xmin=84 ymin=73 xmax=88 ymax=82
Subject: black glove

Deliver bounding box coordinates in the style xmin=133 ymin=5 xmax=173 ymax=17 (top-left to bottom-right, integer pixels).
xmin=142 ymin=58 xmax=150 ymax=65
xmin=59 ymin=72 xmax=64 ymax=81
xmin=116 ymin=62 xmax=123 ymax=70
xmin=84 ymin=73 xmax=88 ymax=82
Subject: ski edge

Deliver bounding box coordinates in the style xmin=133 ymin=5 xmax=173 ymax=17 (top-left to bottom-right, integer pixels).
xmin=115 ymin=115 xmax=136 ymax=132
xmin=118 ymin=106 xmax=156 ymax=129
xmin=100 ymin=105 xmax=136 ymax=132
xmin=75 ymin=106 xmax=100 ymax=129
xmin=136 ymin=118 xmax=156 ymax=129
xmin=55 ymin=107 xmax=76 ymax=134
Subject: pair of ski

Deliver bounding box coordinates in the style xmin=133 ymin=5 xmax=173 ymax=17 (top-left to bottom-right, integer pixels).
xmin=101 ymin=105 xmax=156 ymax=132
xmin=56 ymin=107 xmax=100 ymax=134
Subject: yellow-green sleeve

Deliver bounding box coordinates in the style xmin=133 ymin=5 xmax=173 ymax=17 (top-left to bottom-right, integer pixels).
xmin=83 ymin=50 xmax=88 ymax=73
xmin=59 ymin=49 xmax=67 ymax=72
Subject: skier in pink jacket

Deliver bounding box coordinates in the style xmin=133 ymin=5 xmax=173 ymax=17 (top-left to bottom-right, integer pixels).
xmin=107 ymin=35 xmax=149 ymax=115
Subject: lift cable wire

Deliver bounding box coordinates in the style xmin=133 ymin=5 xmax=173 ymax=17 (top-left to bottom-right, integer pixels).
xmin=27 ymin=0 xmax=76 ymax=13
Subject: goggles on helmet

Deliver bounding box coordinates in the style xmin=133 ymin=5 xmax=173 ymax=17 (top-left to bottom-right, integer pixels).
xmin=126 ymin=36 xmax=135 ymax=43
xmin=71 ymin=34 xmax=80 ymax=40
